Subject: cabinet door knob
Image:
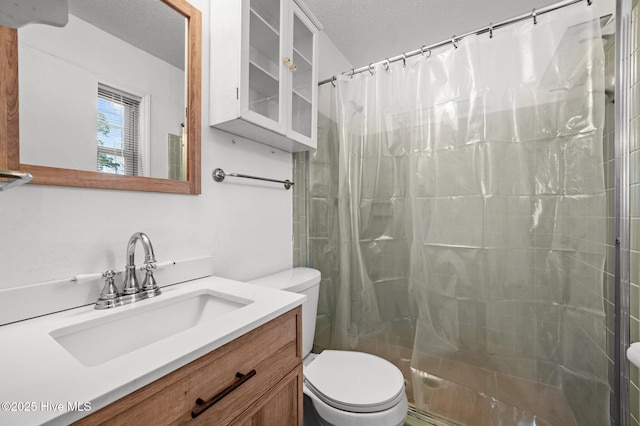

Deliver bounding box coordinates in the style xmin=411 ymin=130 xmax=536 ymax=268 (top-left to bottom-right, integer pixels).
xmin=289 ymin=63 xmax=297 ymax=72
xmin=282 ymin=57 xmax=291 ymax=65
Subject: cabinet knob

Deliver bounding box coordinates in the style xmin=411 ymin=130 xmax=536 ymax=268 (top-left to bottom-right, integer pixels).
xmin=282 ymin=57 xmax=291 ymax=65
xmin=289 ymin=63 xmax=297 ymax=72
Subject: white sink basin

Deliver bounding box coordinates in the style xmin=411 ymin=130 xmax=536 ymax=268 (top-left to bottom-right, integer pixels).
xmin=50 ymin=289 xmax=252 ymax=367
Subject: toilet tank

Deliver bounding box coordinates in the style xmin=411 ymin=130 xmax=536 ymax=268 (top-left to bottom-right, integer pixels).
xmin=248 ymin=268 xmax=320 ymax=357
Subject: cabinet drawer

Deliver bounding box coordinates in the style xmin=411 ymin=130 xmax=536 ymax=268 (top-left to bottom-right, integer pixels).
xmin=233 ymin=364 xmax=303 ymax=426
xmin=75 ymin=307 xmax=301 ymax=425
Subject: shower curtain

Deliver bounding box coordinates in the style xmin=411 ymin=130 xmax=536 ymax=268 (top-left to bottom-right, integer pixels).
xmin=309 ymin=3 xmax=608 ymax=425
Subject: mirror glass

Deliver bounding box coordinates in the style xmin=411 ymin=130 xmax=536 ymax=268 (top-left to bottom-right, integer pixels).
xmin=18 ymin=0 xmax=188 ymax=181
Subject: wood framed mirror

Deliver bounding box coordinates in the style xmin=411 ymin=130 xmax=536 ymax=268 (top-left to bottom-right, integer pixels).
xmin=0 ymin=0 xmax=201 ymax=194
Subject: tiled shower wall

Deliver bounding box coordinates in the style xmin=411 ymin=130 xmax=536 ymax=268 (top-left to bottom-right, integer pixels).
xmin=293 ymin=109 xmax=341 ymax=351
xmin=293 ymin=152 xmax=308 ymax=267
xmin=629 ymin=1 xmax=640 ymax=424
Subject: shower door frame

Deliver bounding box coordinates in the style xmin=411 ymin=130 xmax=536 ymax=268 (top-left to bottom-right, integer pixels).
xmin=614 ymin=0 xmax=631 ymax=425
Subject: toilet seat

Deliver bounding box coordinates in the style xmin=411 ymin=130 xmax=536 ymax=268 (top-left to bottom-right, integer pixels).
xmin=304 ymin=350 xmax=406 ymax=413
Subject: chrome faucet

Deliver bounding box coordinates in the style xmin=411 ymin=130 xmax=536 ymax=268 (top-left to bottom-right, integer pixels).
xmin=122 ymin=232 xmax=161 ymax=298
xmin=95 ymin=232 xmax=162 ymax=309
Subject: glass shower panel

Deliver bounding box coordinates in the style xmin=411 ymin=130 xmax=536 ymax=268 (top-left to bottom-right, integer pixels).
xmin=248 ymin=0 xmax=280 ymax=122
xmin=290 ymin=12 xmax=313 ymax=137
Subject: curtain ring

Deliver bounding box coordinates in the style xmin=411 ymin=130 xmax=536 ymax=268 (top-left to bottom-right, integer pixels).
xmin=587 ymin=0 xmax=592 ymax=5
xmin=451 ymin=36 xmax=458 ymax=49
xmin=384 ymin=58 xmax=391 ymax=71
xmin=350 ymin=68 xmax=355 ymax=78
xmin=330 ymin=76 xmax=336 ymax=87
xmin=368 ymin=63 xmax=374 ymax=75
xmin=402 ymin=53 xmax=407 ymax=67
xmin=489 ymin=22 xmax=493 ymax=39
xmin=532 ymin=8 xmax=537 ymax=25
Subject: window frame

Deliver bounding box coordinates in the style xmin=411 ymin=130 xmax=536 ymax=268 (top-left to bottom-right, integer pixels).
xmin=97 ymin=83 xmax=150 ymax=177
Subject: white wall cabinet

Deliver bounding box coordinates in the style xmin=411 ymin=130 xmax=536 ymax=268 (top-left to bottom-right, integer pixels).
xmin=210 ymin=0 xmax=319 ymax=152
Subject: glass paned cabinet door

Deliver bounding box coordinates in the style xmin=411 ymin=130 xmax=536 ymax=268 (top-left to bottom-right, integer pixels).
xmin=248 ymin=0 xmax=281 ymax=122
xmin=290 ymin=9 xmax=314 ymax=138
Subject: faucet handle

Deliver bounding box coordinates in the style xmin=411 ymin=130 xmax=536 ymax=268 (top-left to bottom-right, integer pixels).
xmin=95 ymin=270 xmax=122 ymax=310
xmin=139 ymin=260 xmax=175 ymax=297
xmin=140 ymin=262 xmax=162 ymax=298
xmin=138 ymin=260 xmax=175 ymax=272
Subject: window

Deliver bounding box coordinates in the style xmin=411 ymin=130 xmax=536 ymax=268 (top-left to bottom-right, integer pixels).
xmin=97 ymin=84 xmax=142 ymax=176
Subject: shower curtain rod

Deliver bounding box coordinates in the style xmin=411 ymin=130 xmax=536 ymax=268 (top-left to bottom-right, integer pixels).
xmin=318 ymin=0 xmax=592 ymax=86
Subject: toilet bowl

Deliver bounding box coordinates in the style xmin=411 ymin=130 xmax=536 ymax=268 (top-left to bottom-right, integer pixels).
xmin=249 ymin=268 xmax=408 ymax=426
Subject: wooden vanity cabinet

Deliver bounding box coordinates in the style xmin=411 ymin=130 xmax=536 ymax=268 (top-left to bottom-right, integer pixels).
xmin=74 ymin=306 xmax=302 ymax=426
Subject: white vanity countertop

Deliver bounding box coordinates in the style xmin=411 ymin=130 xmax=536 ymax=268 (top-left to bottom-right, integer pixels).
xmin=0 ymin=276 xmax=305 ymax=425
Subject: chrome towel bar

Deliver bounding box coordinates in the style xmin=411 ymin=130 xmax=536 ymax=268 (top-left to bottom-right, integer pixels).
xmin=0 ymin=170 xmax=33 ymax=192
xmin=212 ymin=168 xmax=294 ymax=190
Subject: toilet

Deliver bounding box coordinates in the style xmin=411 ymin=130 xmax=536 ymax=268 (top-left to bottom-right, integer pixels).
xmin=249 ymin=267 xmax=408 ymax=426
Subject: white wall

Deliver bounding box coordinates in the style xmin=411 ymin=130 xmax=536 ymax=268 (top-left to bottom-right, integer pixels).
xmin=0 ymin=0 xmax=353 ymax=324
xmin=19 ymin=14 xmax=184 ymax=179
xmin=1 ymin=0 xmax=292 ymax=294
xmin=317 ymin=31 xmax=352 ymax=82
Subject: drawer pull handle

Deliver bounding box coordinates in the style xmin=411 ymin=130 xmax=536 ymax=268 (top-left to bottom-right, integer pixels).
xmin=191 ymin=369 xmax=257 ymax=418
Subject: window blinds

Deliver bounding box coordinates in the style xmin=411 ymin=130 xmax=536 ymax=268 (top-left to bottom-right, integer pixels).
xmin=97 ymin=84 xmax=142 ymax=176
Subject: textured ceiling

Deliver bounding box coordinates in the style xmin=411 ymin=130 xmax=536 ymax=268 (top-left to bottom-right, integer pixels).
xmin=68 ymin=0 xmax=185 ymax=70
xmin=304 ymin=0 xmax=583 ymax=68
